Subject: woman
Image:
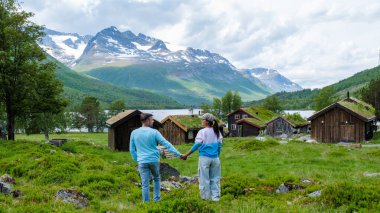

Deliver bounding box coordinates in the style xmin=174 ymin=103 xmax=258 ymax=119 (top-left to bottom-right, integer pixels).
xmin=182 ymin=113 xmax=223 ymax=201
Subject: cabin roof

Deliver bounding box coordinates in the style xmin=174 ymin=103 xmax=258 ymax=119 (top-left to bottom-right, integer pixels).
xmin=236 ymin=118 xmax=266 ymax=128
xmin=227 ymin=107 xmax=277 ymax=122
xmin=161 ymin=115 xmax=224 ymax=132
xmin=106 ymin=110 xmax=139 ymax=128
xmin=106 ymin=109 xmax=162 ymax=128
xmin=161 ymin=115 xmax=202 ymax=132
xmin=308 ymin=97 xmax=376 ymax=122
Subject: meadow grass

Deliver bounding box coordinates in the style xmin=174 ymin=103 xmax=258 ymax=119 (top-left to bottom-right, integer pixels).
xmin=0 ymin=133 xmax=378 ymax=212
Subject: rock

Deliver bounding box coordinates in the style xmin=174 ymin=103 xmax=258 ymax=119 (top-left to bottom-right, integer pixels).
xmin=308 ymin=190 xmax=322 ymax=198
xmin=161 ymin=181 xmax=182 ymax=189
xmin=279 ymin=134 xmax=288 ymax=139
xmin=284 ymin=183 xmax=304 ymax=191
xmin=243 ymin=188 xmax=255 ymax=193
xmin=56 ymin=189 xmax=88 ymax=208
xmin=299 ymin=135 xmax=311 ymax=141
xmin=0 ymin=174 xmax=16 ymax=185
xmin=179 ymin=175 xmax=198 ymax=184
xmin=300 ymin=179 xmax=313 ymax=184
xmin=48 ymin=139 xmax=68 ymax=147
xmin=363 ymin=172 xmax=380 ymax=177
xmin=306 ymin=139 xmax=317 ymax=143
xmin=0 ymin=181 xmax=12 ymax=194
xmin=160 ymin=163 xmax=180 ymax=180
xmin=11 ymin=189 xmax=23 ymax=198
xmin=50 ymin=149 xmax=57 ymax=154
xmin=279 ymin=140 xmax=288 ymax=144
xmin=276 ymin=184 xmax=289 ymax=193
xmin=255 ymin=137 xmax=266 ymax=141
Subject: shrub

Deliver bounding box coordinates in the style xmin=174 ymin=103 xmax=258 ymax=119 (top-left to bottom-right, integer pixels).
xmin=233 ymin=138 xmax=279 ymax=151
xmin=321 ymin=182 xmax=380 ymax=212
xmin=222 ymin=176 xmax=257 ymax=198
xmin=148 ymin=198 xmax=215 ymax=213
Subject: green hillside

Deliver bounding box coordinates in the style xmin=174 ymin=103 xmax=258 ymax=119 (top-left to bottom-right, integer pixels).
xmin=246 ymin=65 xmax=380 ymax=109
xmin=49 ymin=56 xmax=182 ymax=109
xmin=85 ymin=62 xmax=272 ymax=105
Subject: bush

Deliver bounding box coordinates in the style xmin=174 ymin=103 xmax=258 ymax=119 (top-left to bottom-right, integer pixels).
xmin=321 ymin=182 xmax=380 ymax=212
xmin=222 ymin=176 xmax=257 ymax=198
xmin=233 ymin=138 xmax=279 ymax=151
xmin=148 ymin=198 xmax=215 ymax=213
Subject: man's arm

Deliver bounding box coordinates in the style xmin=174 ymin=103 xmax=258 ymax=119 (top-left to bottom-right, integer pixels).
xmin=155 ymin=130 xmax=182 ymax=157
xmin=129 ymin=132 xmax=138 ymax=162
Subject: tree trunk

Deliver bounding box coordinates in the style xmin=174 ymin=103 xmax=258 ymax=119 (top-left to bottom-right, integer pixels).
xmin=6 ymin=102 xmax=15 ymax=140
xmin=44 ymin=129 xmax=49 ymax=142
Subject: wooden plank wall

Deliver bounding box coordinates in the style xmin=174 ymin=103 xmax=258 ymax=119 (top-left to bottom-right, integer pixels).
xmin=311 ymin=107 xmax=365 ymax=142
xmin=160 ymin=120 xmax=186 ymax=145
xmin=241 ymin=123 xmax=260 ymax=137
xmin=267 ymin=118 xmax=294 ymax=137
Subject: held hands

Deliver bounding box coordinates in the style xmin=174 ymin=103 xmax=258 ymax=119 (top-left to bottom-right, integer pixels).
xmin=180 ymin=154 xmax=188 ymax=161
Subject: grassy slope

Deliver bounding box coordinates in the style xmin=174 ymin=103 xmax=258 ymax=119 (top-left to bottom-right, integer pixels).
xmin=84 ymin=62 xmax=272 ymax=105
xmin=2 ymin=133 xmax=379 ymax=212
xmin=50 ymin=56 xmax=182 ymax=109
xmin=246 ymin=65 xmax=380 ymax=109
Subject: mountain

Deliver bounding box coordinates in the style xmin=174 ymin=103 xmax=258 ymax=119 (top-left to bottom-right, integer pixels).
xmin=241 ymin=68 xmax=302 ymax=92
xmin=40 ymin=29 xmax=93 ymax=66
xmin=47 ymin=55 xmax=182 ymax=109
xmin=246 ymin=65 xmax=380 ymax=109
xmin=40 ymin=27 xmax=302 ymax=105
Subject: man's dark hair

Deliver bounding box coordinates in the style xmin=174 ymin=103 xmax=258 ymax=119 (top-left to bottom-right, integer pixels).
xmin=140 ymin=113 xmax=153 ymax=121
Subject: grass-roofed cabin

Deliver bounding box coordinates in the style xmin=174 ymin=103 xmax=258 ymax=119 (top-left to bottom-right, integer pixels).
xmin=227 ymin=107 xmax=277 ymax=137
xmin=266 ymin=114 xmax=309 ymax=138
xmin=308 ymin=97 xmax=377 ymax=143
xmin=106 ymin=110 xmax=162 ymax=151
xmin=160 ymin=115 xmax=224 ymax=145
xmin=235 ymin=118 xmax=266 ymax=137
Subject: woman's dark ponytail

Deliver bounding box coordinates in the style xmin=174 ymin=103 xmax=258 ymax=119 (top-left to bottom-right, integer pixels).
xmin=212 ymin=120 xmax=220 ymax=138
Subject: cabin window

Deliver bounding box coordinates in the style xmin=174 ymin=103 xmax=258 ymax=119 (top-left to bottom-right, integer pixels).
xmin=231 ymin=124 xmax=237 ymax=130
xmin=235 ymin=114 xmax=240 ymax=119
xmin=242 ymin=114 xmax=248 ymax=118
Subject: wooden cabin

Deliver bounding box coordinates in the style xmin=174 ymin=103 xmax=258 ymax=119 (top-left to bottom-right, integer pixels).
xmin=106 ymin=110 xmax=162 ymax=151
xmin=227 ymin=107 xmax=277 ymax=137
xmin=308 ymin=97 xmax=377 ymax=143
xmin=235 ymin=118 xmax=266 ymax=137
xmin=266 ymin=116 xmax=309 ymax=138
xmin=160 ymin=115 xmax=203 ymax=145
xmin=160 ymin=115 xmax=224 ymax=145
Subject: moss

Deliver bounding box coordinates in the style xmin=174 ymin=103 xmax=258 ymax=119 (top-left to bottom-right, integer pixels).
xmin=338 ymin=98 xmax=375 ymax=119
xmin=242 ymin=107 xmax=278 ymax=122
xmin=239 ymin=118 xmax=266 ymax=128
xmin=284 ymin=113 xmax=309 ymax=127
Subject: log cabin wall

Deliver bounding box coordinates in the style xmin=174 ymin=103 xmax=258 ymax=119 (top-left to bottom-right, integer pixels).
xmin=114 ymin=115 xmax=141 ymax=151
xmin=240 ymin=123 xmax=260 ymax=137
xmin=266 ymin=117 xmax=295 ymax=137
xmin=311 ymin=107 xmax=365 ymax=142
xmin=160 ymin=120 xmax=186 ymax=145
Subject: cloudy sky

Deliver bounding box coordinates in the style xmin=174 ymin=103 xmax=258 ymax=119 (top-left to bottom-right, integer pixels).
xmin=23 ymin=0 xmax=380 ymax=89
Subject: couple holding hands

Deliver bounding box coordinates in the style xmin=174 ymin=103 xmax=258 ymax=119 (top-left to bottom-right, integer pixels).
xmin=130 ymin=113 xmax=223 ymax=202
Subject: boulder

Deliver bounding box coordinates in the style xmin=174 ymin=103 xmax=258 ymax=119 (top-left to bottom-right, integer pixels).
xmin=300 ymin=179 xmax=313 ymax=184
xmin=56 ymin=189 xmax=88 ymax=208
xmin=308 ymin=190 xmax=322 ymax=198
xmin=363 ymin=172 xmax=380 ymax=177
xmin=0 ymin=181 xmax=12 ymax=195
xmin=275 ymin=184 xmax=289 ymax=193
xmin=0 ymin=174 xmax=16 ymax=185
xmin=160 ymin=163 xmax=180 ymax=179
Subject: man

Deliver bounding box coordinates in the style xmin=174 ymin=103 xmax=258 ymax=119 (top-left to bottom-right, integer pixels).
xmin=130 ymin=113 xmax=184 ymax=202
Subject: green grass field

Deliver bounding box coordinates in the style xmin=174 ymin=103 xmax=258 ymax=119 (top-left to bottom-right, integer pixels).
xmin=0 ymin=133 xmax=379 ymax=212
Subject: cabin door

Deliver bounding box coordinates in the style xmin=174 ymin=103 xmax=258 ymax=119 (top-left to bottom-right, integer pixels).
xmin=340 ymin=124 xmax=355 ymax=142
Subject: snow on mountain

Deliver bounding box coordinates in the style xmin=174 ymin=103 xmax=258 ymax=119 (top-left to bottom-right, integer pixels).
xmin=241 ymin=68 xmax=302 ymax=92
xmin=39 ymin=29 xmax=92 ymax=66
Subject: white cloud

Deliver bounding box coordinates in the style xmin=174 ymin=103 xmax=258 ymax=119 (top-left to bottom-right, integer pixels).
xmin=22 ymin=0 xmax=380 ymax=88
